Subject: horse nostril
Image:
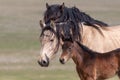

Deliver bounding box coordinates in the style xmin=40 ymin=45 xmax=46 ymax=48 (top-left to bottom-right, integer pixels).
xmin=42 ymin=60 xmax=47 ymax=64
xmin=37 ymin=60 xmax=49 ymax=67
xmin=59 ymin=58 xmax=65 ymax=64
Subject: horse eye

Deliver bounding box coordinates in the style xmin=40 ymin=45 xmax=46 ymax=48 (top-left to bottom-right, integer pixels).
xmin=67 ymin=47 xmax=72 ymax=53
xmin=50 ymin=39 xmax=54 ymax=42
xmin=52 ymin=18 xmax=55 ymax=21
xmin=68 ymin=47 xmax=72 ymax=50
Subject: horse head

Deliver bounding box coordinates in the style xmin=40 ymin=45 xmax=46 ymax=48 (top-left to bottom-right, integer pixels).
xmin=59 ymin=41 xmax=74 ymax=64
xmin=38 ymin=20 xmax=59 ymax=67
xmin=44 ymin=3 xmax=65 ymax=24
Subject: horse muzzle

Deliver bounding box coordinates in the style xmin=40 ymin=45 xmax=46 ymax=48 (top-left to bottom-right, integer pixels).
xmin=59 ymin=58 xmax=65 ymax=64
xmin=37 ymin=60 xmax=49 ymax=67
xmin=38 ymin=54 xmax=49 ymax=67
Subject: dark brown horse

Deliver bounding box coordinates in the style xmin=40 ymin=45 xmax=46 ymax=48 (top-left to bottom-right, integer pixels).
xmin=44 ymin=3 xmax=108 ymax=27
xmin=60 ymin=41 xmax=120 ymax=80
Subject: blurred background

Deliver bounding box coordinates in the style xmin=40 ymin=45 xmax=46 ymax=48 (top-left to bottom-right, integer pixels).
xmin=0 ymin=0 xmax=120 ymax=80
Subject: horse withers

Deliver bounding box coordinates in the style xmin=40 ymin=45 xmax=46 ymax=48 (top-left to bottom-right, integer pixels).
xmin=60 ymin=41 xmax=120 ymax=80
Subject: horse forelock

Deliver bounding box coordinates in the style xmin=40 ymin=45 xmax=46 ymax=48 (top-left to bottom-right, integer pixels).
xmin=40 ymin=27 xmax=58 ymax=38
xmin=40 ymin=26 xmax=60 ymax=52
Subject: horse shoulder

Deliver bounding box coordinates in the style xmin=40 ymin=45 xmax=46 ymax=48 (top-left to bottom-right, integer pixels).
xmin=81 ymin=25 xmax=105 ymax=52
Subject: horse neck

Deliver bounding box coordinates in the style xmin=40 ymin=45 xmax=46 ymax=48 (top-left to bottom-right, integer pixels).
xmin=80 ymin=24 xmax=105 ymax=50
xmin=72 ymin=42 xmax=91 ymax=67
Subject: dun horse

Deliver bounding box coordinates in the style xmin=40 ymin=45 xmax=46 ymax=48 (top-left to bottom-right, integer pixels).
xmin=38 ymin=20 xmax=120 ymax=67
xmin=60 ymin=41 xmax=120 ymax=80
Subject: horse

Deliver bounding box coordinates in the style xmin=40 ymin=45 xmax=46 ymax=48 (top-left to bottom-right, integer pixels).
xmin=38 ymin=3 xmax=109 ymax=67
xmin=38 ymin=20 xmax=120 ymax=67
xmin=60 ymin=41 xmax=120 ymax=80
xmin=44 ymin=3 xmax=108 ymax=27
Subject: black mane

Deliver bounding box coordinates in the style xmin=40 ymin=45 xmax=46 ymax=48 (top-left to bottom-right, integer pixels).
xmin=43 ymin=4 xmax=108 ymax=41
xmin=41 ymin=19 xmax=104 ymax=44
xmin=56 ymin=20 xmax=81 ymax=41
xmin=71 ymin=7 xmax=108 ymax=27
xmin=44 ymin=4 xmax=108 ymax=27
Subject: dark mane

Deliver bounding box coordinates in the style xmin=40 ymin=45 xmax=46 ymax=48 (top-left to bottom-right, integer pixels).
xmin=40 ymin=21 xmax=79 ymax=43
xmin=43 ymin=4 xmax=108 ymax=41
xmin=71 ymin=7 xmax=108 ymax=27
xmin=40 ymin=26 xmax=54 ymax=36
xmin=43 ymin=20 xmax=104 ymax=44
xmin=44 ymin=4 xmax=108 ymax=27
xmin=56 ymin=20 xmax=105 ymax=42
xmin=56 ymin=21 xmax=81 ymax=41
xmin=76 ymin=41 xmax=120 ymax=56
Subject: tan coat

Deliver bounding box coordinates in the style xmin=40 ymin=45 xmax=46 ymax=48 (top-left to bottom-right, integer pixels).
xmin=81 ymin=24 xmax=120 ymax=53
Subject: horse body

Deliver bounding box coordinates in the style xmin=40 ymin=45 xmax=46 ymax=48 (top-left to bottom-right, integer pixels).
xmin=94 ymin=56 xmax=119 ymax=79
xmin=81 ymin=24 xmax=120 ymax=52
xmin=60 ymin=41 xmax=120 ymax=80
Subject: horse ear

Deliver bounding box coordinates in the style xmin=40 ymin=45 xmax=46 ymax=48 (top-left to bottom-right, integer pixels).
xmin=50 ymin=20 xmax=56 ymax=30
xmin=46 ymin=3 xmax=49 ymax=9
xmin=60 ymin=2 xmax=65 ymax=11
xmin=39 ymin=20 xmax=45 ymax=29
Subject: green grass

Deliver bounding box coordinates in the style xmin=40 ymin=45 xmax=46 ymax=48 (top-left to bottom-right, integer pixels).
xmin=0 ymin=0 xmax=120 ymax=80
xmin=0 ymin=69 xmax=79 ymax=80
xmin=0 ymin=32 xmax=39 ymax=50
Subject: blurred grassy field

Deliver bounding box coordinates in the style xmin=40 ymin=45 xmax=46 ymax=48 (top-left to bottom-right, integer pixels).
xmin=0 ymin=0 xmax=120 ymax=80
